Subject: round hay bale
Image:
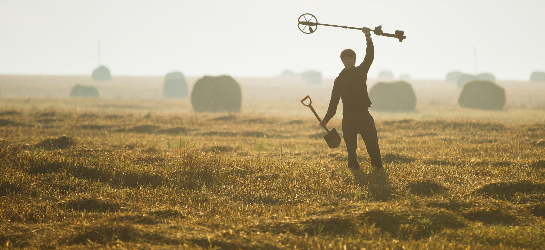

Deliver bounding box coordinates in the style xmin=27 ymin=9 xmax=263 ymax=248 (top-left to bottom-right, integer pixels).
xmin=301 ymin=70 xmax=322 ymax=85
xmin=369 ymin=81 xmax=417 ymax=112
xmin=458 ymin=80 xmax=505 ymax=110
xmin=191 ymin=75 xmax=242 ymax=113
xmin=280 ymin=70 xmax=297 ymax=77
xmin=478 ymin=73 xmax=496 ymax=82
xmin=163 ymin=71 xmax=188 ymax=98
xmin=399 ymin=74 xmax=410 ymax=80
xmin=165 ymin=71 xmax=184 ymax=81
xmin=92 ymin=65 xmax=111 ymax=81
xmin=378 ymin=70 xmax=394 ymax=80
xmin=457 ymin=74 xmax=478 ymax=88
xmin=70 ymin=84 xmax=99 ymax=97
xmin=446 ymin=71 xmax=462 ymax=82
xmin=530 ymin=71 xmax=545 ymax=82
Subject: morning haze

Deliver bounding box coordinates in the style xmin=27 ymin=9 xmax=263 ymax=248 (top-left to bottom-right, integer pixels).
xmin=1 ymin=0 xmax=544 ymax=79
xmin=1 ymin=1 xmax=545 ymax=249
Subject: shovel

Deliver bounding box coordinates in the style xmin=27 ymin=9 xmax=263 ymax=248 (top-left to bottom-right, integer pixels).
xmin=300 ymin=95 xmax=341 ymax=148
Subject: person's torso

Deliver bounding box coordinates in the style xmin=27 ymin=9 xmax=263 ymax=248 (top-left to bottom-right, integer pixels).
xmin=334 ymin=66 xmax=371 ymax=116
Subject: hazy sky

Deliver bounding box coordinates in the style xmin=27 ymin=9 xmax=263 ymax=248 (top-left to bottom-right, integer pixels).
xmin=1 ymin=0 xmax=544 ymax=80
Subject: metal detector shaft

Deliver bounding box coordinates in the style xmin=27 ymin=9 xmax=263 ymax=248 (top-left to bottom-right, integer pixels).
xmin=297 ymin=13 xmax=406 ymax=42
xmin=299 ymin=21 xmax=366 ymax=31
xmin=300 ymin=21 xmax=404 ymax=41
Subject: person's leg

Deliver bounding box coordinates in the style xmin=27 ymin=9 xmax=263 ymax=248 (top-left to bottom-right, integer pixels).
xmin=342 ymin=119 xmax=359 ymax=169
xmin=359 ymin=111 xmax=383 ymax=168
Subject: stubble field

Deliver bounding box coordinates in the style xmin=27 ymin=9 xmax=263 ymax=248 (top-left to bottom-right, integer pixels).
xmin=1 ymin=75 xmax=545 ymax=249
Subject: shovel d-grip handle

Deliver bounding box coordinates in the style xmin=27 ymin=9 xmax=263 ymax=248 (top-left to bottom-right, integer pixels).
xmin=300 ymin=95 xmax=312 ymax=107
xmin=301 ymin=95 xmax=330 ymax=132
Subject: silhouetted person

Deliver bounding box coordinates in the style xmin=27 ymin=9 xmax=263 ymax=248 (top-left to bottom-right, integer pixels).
xmin=320 ymin=27 xmax=383 ymax=170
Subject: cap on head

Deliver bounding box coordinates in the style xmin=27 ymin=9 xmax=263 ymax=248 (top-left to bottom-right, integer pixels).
xmin=340 ymin=49 xmax=356 ymax=59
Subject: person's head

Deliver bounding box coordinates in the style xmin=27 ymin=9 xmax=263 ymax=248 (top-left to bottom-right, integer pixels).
xmin=340 ymin=49 xmax=356 ymax=69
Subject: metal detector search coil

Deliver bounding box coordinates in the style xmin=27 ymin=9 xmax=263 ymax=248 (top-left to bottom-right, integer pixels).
xmin=297 ymin=13 xmax=406 ymax=42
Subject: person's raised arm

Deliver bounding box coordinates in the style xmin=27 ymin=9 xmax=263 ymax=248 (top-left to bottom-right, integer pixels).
xmin=359 ymin=27 xmax=374 ymax=72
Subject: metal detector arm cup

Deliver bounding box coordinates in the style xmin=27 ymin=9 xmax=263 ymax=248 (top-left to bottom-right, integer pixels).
xmin=372 ymin=25 xmax=405 ymax=42
xmin=379 ymin=30 xmax=406 ymax=42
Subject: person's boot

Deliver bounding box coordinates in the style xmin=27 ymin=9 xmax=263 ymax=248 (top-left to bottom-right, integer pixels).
xmin=348 ymin=158 xmax=360 ymax=170
xmin=372 ymin=158 xmax=383 ymax=170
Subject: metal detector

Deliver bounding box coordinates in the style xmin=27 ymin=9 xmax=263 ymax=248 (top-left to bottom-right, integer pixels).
xmin=297 ymin=13 xmax=406 ymax=42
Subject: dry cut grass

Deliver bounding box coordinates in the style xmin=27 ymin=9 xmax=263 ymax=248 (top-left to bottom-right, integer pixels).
xmin=0 ymin=104 xmax=545 ymax=249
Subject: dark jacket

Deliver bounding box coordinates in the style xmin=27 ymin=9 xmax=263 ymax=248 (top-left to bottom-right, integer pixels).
xmin=323 ymin=36 xmax=374 ymax=123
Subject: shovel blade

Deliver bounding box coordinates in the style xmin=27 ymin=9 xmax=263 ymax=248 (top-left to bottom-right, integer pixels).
xmin=323 ymin=128 xmax=341 ymax=148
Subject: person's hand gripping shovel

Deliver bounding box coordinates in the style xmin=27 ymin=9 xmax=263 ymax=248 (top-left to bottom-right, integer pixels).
xmin=300 ymin=95 xmax=341 ymax=148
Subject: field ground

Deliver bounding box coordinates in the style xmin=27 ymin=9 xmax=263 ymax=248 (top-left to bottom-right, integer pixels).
xmin=1 ymin=75 xmax=545 ymax=249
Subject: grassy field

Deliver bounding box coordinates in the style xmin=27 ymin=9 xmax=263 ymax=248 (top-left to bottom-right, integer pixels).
xmin=1 ymin=75 xmax=545 ymax=249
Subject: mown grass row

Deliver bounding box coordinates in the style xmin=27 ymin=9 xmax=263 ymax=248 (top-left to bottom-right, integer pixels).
xmin=1 ymin=109 xmax=545 ymax=249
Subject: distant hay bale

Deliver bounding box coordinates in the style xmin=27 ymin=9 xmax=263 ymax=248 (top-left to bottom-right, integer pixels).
xmin=530 ymin=71 xmax=545 ymax=82
xmin=70 ymin=84 xmax=99 ymax=97
xmin=369 ymin=81 xmax=417 ymax=112
xmin=457 ymin=74 xmax=478 ymax=88
xmin=478 ymin=73 xmax=496 ymax=82
xmin=280 ymin=70 xmax=297 ymax=77
xmin=165 ymin=71 xmax=184 ymax=81
xmin=446 ymin=71 xmax=462 ymax=82
xmin=301 ymin=70 xmax=322 ymax=85
xmin=92 ymin=65 xmax=111 ymax=81
xmin=378 ymin=70 xmax=394 ymax=80
xmin=163 ymin=71 xmax=188 ymax=98
xmin=191 ymin=75 xmax=242 ymax=113
xmin=458 ymin=80 xmax=506 ymax=110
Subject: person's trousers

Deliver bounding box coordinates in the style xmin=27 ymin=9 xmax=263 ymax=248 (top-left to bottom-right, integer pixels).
xmin=342 ymin=111 xmax=382 ymax=168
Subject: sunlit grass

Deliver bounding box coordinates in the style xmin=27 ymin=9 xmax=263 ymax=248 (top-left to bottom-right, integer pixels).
xmin=0 ymin=99 xmax=544 ymax=249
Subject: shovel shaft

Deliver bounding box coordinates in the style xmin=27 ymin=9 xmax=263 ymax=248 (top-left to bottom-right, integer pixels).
xmin=311 ymin=106 xmax=331 ymax=133
xmin=308 ymin=105 xmax=322 ymax=123
xmin=301 ymin=95 xmax=330 ymax=132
